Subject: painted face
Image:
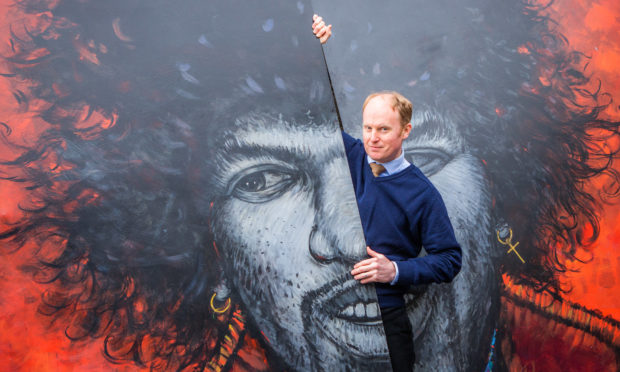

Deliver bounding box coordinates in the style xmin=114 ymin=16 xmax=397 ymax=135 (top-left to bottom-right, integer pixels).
xmin=362 ymin=95 xmax=412 ymax=163
xmin=208 ymin=103 xmax=498 ymax=371
xmin=209 ymin=112 xmax=392 ymax=370
xmin=315 ymin=0 xmax=510 ymax=368
xmin=397 ymin=109 xmax=498 ymax=370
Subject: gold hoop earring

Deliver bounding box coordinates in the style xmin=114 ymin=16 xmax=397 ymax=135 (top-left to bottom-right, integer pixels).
xmin=210 ymin=292 xmax=231 ymax=313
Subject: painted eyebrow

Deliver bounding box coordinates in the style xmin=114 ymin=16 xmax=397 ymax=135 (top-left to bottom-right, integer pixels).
xmin=219 ymin=140 xmax=313 ymax=163
xmin=216 ymin=131 xmax=344 ymax=170
xmin=410 ymin=117 xmax=460 ymax=143
xmin=404 ymin=113 xmax=465 ymax=155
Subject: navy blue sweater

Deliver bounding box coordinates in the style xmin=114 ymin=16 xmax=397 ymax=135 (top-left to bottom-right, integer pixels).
xmin=342 ymin=132 xmax=462 ymax=307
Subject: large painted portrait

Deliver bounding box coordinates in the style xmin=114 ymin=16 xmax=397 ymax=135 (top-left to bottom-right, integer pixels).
xmin=1 ymin=0 xmax=619 ymax=371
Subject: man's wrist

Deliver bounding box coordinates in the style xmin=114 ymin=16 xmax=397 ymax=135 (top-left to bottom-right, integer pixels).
xmin=389 ymin=261 xmax=399 ymax=285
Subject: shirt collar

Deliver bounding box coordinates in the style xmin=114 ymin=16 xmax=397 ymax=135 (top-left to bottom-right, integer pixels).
xmin=367 ymin=150 xmax=410 ymax=176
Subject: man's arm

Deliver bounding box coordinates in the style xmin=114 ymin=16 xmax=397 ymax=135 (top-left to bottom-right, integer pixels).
xmin=395 ymin=194 xmax=462 ymax=285
xmin=351 ymin=192 xmax=462 ymax=285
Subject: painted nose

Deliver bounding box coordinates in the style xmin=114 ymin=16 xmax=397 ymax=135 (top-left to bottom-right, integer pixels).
xmin=308 ymin=156 xmax=366 ymax=264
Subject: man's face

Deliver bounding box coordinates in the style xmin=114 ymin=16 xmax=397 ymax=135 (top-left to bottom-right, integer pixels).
xmin=209 ymin=112 xmax=392 ymax=371
xmin=362 ymin=96 xmax=412 ymax=163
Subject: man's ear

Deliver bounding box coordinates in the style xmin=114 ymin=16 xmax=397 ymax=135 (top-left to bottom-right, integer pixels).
xmin=401 ymin=122 xmax=412 ymax=138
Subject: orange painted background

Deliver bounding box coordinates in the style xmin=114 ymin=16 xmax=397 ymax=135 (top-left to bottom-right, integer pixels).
xmin=0 ymin=0 xmax=618 ymax=370
xmin=542 ymin=0 xmax=620 ymax=320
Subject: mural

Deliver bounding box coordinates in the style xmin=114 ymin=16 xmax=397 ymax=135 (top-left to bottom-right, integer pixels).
xmin=0 ymin=1 xmax=619 ymax=372
xmin=0 ymin=0 xmax=390 ymax=371
xmin=311 ymin=0 xmax=620 ymax=370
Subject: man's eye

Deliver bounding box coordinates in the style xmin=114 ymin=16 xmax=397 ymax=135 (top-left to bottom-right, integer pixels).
xmin=228 ymin=165 xmax=302 ymax=203
xmin=405 ymin=148 xmax=452 ymax=176
xmin=236 ymin=172 xmax=267 ymax=192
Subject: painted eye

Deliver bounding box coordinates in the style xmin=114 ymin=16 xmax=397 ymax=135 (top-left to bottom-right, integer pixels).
xmin=228 ymin=164 xmax=302 ymax=203
xmin=405 ymin=147 xmax=452 ymax=176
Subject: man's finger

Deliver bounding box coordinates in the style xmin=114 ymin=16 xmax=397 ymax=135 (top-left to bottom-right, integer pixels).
xmin=313 ymin=21 xmax=325 ymax=32
xmin=353 ymin=270 xmax=368 ymax=280
xmin=360 ymin=273 xmax=377 ymax=284
xmin=354 ymin=269 xmax=376 ymax=281
xmin=353 ymin=257 xmax=375 ymax=269
xmin=351 ymin=264 xmax=370 ymax=276
xmin=319 ymin=26 xmax=331 ymax=43
xmin=366 ymin=246 xmax=383 ymax=258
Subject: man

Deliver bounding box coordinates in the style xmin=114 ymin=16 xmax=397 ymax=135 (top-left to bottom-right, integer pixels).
xmin=348 ymin=91 xmax=462 ymax=371
xmin=314 ymin=14 xmax=462 ymax=371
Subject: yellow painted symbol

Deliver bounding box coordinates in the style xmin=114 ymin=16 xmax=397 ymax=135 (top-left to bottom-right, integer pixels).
xmin=497 ymin=228 xmax=525 ymax=263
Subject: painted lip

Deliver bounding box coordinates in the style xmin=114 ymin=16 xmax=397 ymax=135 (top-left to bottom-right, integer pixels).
xmin=309 ymin=279 xmax=388 ymax=357
xmin=325 ymin=283 xmax=382 ymax=324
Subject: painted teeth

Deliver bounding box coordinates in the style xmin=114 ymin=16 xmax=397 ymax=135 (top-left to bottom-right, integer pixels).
xmin=339 ymin=302 xmax=379 ymax=319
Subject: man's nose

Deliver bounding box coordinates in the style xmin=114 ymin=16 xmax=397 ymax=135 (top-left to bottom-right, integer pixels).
xmin=308 ymin=156 xmax=366 ymax=264
xmin=370 ymin=129 xmax=380 ymax=142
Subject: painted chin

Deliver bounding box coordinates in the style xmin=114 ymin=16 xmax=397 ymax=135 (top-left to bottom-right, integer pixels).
xmin=404 ymin=285 xmax=434 ymax=340
xmin=304 ymin=279 xmax=388 ymax=358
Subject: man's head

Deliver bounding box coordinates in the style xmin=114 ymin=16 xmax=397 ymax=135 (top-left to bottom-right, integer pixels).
xmin=362 ymin=91 xmax=413 ymax=127
xmin=362 ymin=92 xmax=413 ymax=163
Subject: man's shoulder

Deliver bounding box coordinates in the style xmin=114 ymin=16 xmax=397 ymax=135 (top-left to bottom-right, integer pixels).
xmin=341 ymin=131 xmax=360 ymax=145
xmin=341 ymin=131 xmax=364 ymax=156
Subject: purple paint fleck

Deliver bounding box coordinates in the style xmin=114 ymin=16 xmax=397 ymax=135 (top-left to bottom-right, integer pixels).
xmin=274 ymin=76 xmax=286 ymax=91
xmin=198 ymin=34 xmax=213 ymax=48
xmin=246 ymin=76 xmax=264 ymax=93
xmin=263 ymin=18 xmax=274 ymax=32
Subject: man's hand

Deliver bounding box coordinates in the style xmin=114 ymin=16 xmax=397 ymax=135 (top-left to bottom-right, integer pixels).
xmin=351 ymin=246 xmax=396 ymax=284
xmin=312 ymin=14 xmax=332 ymax=44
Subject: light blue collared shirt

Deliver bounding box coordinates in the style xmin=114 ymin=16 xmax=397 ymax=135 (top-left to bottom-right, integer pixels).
xmin=366 ymin=150 xmax=410 ymax=177
xmin=367 ymin=149 xmax=411 ymax=285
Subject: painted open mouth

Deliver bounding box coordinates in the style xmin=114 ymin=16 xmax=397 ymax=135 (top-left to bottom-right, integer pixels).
xmin=325 ymin=283 xmax=382 ymax=324
xmin=304 ymin=278 xmax=387 ymax=357
xmin=337 ymin=301 xmax=381 ymax=321
xmin=302 ymin=275 xmax=436 ymax=359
